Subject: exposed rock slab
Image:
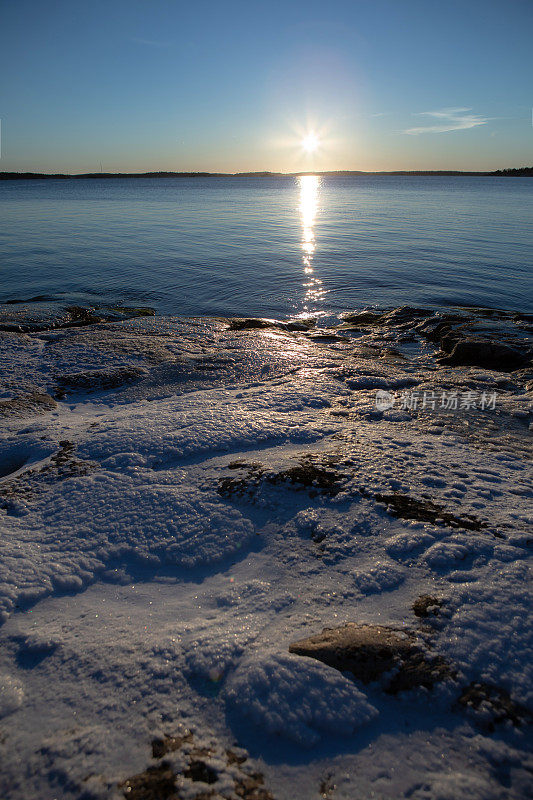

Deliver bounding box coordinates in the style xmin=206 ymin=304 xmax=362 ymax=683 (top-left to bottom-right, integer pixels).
xmin=289 ymin=623 xmax=452 ymax=693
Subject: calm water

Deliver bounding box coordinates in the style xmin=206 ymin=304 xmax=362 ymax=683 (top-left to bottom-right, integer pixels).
xmin=1 ymin=175 xmax=531 ymax=317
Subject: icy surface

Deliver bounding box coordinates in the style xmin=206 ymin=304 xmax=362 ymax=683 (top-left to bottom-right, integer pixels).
xmin=0 ymin=313 xmax=531 ymax=798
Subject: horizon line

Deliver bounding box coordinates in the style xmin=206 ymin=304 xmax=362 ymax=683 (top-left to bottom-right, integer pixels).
xmin=1 ymin=167 xmax=532 ymax=180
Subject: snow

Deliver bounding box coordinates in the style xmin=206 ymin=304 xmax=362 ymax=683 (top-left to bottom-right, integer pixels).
xmin=225 ymin=651 xmax=378 ymax=746
xmin=0 ymin=671 xmax=24 ymax=718
xmin=0 ymin=314 xmax=531 ymax=798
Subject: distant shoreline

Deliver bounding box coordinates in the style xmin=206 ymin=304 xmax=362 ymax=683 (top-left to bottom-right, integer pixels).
xmin=1 ymin=167 xmax=532 ymax=180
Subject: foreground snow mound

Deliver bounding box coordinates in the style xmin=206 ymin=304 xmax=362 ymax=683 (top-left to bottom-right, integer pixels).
xmin=225 ymin=651 xmax=378 ymax=746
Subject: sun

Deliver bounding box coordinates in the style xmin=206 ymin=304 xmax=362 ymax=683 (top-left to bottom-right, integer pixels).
xmin=301 ymin=132 xmax=320 ymax=153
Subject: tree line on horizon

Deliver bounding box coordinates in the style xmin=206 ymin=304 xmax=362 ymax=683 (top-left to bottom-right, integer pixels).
xmin=1 ymin=167 xmax=532 ymax=180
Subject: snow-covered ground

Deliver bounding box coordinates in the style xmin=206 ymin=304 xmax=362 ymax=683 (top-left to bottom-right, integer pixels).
xmin=0 ymin=306 xmax=531 ymax=799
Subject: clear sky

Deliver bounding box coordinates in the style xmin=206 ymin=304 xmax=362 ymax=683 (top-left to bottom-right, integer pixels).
xmin=1 ymin=0 xmax=532 ymax=173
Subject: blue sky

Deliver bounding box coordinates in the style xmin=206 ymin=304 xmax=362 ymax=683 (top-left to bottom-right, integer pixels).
xmin=1 ymin=0 xmax=531 ymax=172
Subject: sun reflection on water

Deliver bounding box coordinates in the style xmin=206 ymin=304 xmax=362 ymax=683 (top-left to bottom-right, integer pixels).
xmin=298 ymin=175 xmax=325 ymax=311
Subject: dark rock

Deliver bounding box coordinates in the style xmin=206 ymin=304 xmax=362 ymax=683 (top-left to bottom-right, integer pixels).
xmin=0 ymin=441 xmax=94 ymax=506
xmin=380 ymin=307 xmax=431 ymax=326
xmin=290 ymin=624 xmax=411 ymax=682
xmin=111 ymin=306 xmax=156 ymax=317
xmin=289 ymin=623 xmax=452 ymax=692
xmin=56 ymin=365 xmax=147 ymax=392
xmin=373 ymin=492 xmax=491 ymax=533
xmin=184 ymin=760 xmax=218 ymax=784
xmin=284 ymin=318 xmax=316 ymax=331
xmin=226 ymin=749 xmax=248 ymax=766
xmin=0 ymin=392 xmax=56 ymax=417
xmin=414 ymin=315 xmax=466 ymax=343
xmin=413 ymin=595 xmax=444 ymax=618
xmin=227 ymin=317 xmax=315 ymax=333
xmin=342 ymin=310 xmax=384 ymax=325
xmin=233 ymin=772 xmax=274 ymax=800
xmin=4 ymin=295 xmax=56 ymax=304
xmin=387 ymin=649 xmax=451 ymax=694
xmin=308 ymin=333 xmax=347 ymax=343
xmin=218 ymin=456 xmax=347 ymax=499
xmin=458 ymin=682 xmax=533 ymax=730
xmin=268 ymin=461 xmax=346 ymax=495
xmin=217 ymin=462 xmax=265 ymax=498
xmin=151 ymin=727 xmax=193 ymax=759
xmin=123 ymin=734 xmax=274 ymax=800
xmin=62 ymin=305 xmax=103 ymax=327
xmin=319 ymin=773 xmax=336 ymax=799
xmin=438 ymin=338 xmax=528 ymax=371
xmin=120 ymin=762 xmax=176 ymax=800
xmin=228 ymin=318 xmax=280 ymax=331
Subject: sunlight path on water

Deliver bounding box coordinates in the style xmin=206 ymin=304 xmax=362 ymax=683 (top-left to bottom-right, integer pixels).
xmin=298 ymin=175 xmax=326 ymax=316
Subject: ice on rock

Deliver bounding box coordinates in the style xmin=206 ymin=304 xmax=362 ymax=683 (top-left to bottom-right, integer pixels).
xmin=224 ymin=651 xmax=378 ymax=746
xmin=76 ymin=387 xmax=336 ymax=467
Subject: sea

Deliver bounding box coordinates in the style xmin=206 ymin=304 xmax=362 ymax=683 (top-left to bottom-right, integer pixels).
xmin=1 ymin=174 xmax=531 ymax=318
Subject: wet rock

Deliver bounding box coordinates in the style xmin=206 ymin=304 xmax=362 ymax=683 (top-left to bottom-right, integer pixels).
xmin=438 ymin=338 xmax=528 ymax=371
xmin=284 ymin=319 xmax=316 ymax=331
xmin=4 ymin=295 xmax=56 ymax=305
xmin=227 ymin=317 xmax=315 ymax=333
xmin=379 ymin=307 xmax=431 ymax=326
xmin=62 ymin=305 xmax=104 ymax=327
xmin=111 ymin=306 xmax=156 ymax=317
xmin=457 ymin=682 xmax=533 ymax=730
xmin=413 ymin=595 xmax=444 ymax=618
xmin=289 ymin=623 xmax=452 ymax=692
xmin=227 ymin=318 xmax=281 ymax=331
xmin=62 ymin=305 xmax=156 ymax=327
xmin=414 ymin=315 xmax=467 ymax=343
xmin=0 ymin=303 xmax=157 ymax=334
xmin=463 ymin=307 xmax=530 ymax=322
xmin=308 ymin=332 xmax=348 ymax=343
xmin=342 ymin=310 xmax=384 ymax=325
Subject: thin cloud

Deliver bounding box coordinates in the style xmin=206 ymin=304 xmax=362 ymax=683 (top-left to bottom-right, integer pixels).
xmin=130 ymin=37 xmax=170 ymax=47
xmin=403 ymin=107 xmax=488 ymax=135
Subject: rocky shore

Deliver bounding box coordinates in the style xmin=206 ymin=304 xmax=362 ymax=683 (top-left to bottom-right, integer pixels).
xmin=0 ymin=301 xmax=531 ymax=799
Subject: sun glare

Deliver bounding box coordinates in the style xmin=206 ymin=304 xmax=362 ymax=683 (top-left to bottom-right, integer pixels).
xmin=301 ymin=132 xmax=319 ymax=153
